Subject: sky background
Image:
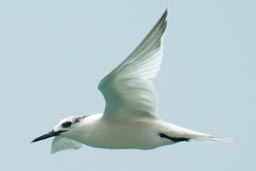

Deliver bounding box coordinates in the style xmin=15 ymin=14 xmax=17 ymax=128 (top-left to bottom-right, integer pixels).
xmin=0 ymin=0 xmax=255 ymax=170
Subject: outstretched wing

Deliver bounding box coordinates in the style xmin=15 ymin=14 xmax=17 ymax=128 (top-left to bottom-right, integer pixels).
xmin=98 ymin=9 xmax=168 ymax=120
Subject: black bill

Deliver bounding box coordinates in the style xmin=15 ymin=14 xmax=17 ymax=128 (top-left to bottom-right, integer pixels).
xmin=31 ymin=130 xmax=66 ymax=143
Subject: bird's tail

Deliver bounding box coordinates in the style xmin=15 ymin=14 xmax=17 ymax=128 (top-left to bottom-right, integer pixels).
xmin=190 ymin=134 xmax=233 ymax=143
xmin=170 ymin=124 xmax=233 ymax=143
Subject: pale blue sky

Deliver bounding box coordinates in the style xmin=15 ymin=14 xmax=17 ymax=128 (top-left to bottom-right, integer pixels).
xmin=0 ymin=0 xmax=255 ymax=170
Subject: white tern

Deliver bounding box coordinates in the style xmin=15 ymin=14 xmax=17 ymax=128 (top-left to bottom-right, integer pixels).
xmin=31 ymin=9 xmax=231 ymax=154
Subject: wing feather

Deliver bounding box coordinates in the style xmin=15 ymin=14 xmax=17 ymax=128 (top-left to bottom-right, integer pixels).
xmin=98 ymin=9 xmax=168 ymax=119
xmin=51 ymin=136 xmax=83 ymax=154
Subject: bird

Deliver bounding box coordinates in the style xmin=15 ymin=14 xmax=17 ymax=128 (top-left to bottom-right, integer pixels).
xmin=31 ymin=9 xmax=231 ymax=154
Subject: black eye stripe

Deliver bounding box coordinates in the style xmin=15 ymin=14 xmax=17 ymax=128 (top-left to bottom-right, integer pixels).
xmin=62 ymin=121 xmax=72 ymax=128
xmin=74 ymin=115 xmax=87 ymax=123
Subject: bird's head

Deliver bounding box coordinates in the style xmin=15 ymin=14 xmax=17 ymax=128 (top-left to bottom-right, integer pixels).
xmin=31 ymin=115 xmax=86 ymax=143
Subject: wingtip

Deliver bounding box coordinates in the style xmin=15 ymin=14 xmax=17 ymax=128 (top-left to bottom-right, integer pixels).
xmin=162 ymin=8 xmax=168 ymax=20
xmin=164 ymin=7 xmax=168 ymax=15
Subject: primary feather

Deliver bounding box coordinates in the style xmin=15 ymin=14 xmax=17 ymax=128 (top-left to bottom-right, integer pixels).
xmin=98 ymin=9 xmax=168 ymax=120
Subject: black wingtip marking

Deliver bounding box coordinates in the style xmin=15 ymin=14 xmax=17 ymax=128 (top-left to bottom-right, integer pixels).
xmin=159 ymin=133 xmax=190 ymax=143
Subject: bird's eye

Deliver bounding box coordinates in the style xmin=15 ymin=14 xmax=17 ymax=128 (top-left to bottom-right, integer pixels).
xmin=62 ymin=121 xmax=72 ymax=128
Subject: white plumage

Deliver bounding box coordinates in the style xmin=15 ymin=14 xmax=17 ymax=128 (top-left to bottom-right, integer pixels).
xmin=31 ymin=9 xmax=232 ymax=154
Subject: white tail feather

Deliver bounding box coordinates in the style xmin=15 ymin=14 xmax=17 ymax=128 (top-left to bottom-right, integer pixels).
xmin=192 ymin=135 xmax=233 ymax=143
xmin=166 ymin=123 xmax=233 ymax=143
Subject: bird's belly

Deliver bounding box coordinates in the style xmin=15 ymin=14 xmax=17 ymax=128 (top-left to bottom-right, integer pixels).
xmin=77 ymin=119 xmax=169 ymax=149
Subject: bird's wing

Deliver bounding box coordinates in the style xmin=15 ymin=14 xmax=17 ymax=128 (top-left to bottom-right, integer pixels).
xmin=51 ymin=136 xmax=83 ymax=154
xmin=98 ymin=9 xmax=168 ymax=120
